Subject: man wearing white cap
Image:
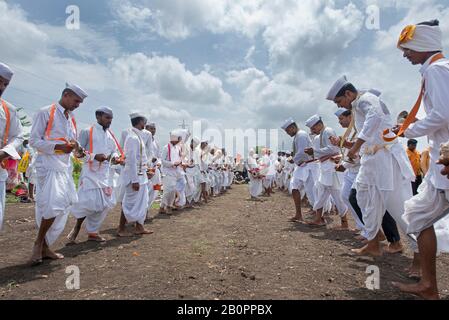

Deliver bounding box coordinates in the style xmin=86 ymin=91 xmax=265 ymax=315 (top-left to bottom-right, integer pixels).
xmin=247 ymin=148 xmax=263 ymax=200
xmin=304 ymin=115 xmax=348 ymax=228
xmin=330 ymin=109 xmax=404 ymax=252
xmin=159 ymin=131 xmax=184 ymax=214
xmin=392 ymin=19 xmax=449 ymax=299
xmin=117 ymin=113 xmax=153 ymax=237
xmin=281 ymin=118 xmax=316 ymax=222
xmin=327 ymin=76 xmax=416 ymax=257
xmin=145 ymin=123 xmax=162 ymax=213
xmin=29 ymin=83 xmax=87 ymax=264
xmin=194 ymin=140 xmax=210 ymax=204
xmin=0 ymin=62 xmax=24 ymax=231
xmin=185 ymin=137 xmax=201 ymax=207
xmin=67 ymin=107 xmax=121 ymax=243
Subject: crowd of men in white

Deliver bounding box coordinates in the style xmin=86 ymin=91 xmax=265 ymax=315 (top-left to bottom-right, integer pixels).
xmin=1 ymin=19 xmax=449 ymax=299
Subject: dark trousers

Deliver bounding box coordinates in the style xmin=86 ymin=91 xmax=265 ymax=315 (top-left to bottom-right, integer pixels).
xmin=349 ymin=188 xmax=401 ymax=243
xmin=411 ymin=175 xmax=423 ymax=196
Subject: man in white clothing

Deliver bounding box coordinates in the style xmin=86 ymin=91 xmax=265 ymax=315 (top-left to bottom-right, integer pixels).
xmin=159 ymin=131 xmax=185 ymax=214
xmin=29 ymin=83 xmax=87 ymax=265
xmin=304 ymin=115 xmax=348 ymax=228
xmin=392 ymin=19 xmax=449 ymax=299
xmin=67 ymin=107 xmax=121 ymax=243
xmin=0 ymin=62 xmax=24 ymax=231
xmin=282 ymin=118 xmax=315 ymax=222
xmin=117 ymin=113 xmax=153 ymax=237
xmin=327 ymin=76 xmax=416 ymax=257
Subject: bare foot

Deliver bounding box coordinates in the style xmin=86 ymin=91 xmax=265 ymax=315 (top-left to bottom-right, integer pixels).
xmin=392 ymin=281 xmax=439 ymax=300
xmin=42 ymin=247 xmax=64 ymax=260
xmin=354 ymin=234 xmax=367 ymax=241
xmin=289 ymin=216 xmax=304 ymax=223
xmin=383 ymin=242 xmax=403 ymax=254
xmin=117 ymin=229 xmax=133 ymax=237
xmin=66 ymin=228 xmax=80 ymax=245
xmin=88 ymin=234 xmax=107 ymax=242
xmin=29 ymin=244 xmax=43 ymax=266
xmin=351 ymin=244 xmax=382 ymax=257
xmin=134 ymin=229 xmax=154 ymax=235
xmin=307 ymin=219 xmax=326 ymax=227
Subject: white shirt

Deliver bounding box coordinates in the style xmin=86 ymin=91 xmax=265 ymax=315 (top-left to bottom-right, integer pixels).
xmin=292 ymin=130 xmax=313 ymax=165
xmin=161 ymin=142 xmax=184 ymax=178
xmin=353 ymin=92 xmax=414 ymax=189
xmin=312 ymin=127 xmax=340 ymax=159
xmin=405 ymin=54 xmax=449 ymax=190
xmin=78 ymin=123 xmax=118 ymax=189
xmin=30 ymin=103 xmax=77 ymax=171
xmin=0 ymin=99 xmax=24 ymax=181
xmin=122 ymin=128 xmax=148 ymax=185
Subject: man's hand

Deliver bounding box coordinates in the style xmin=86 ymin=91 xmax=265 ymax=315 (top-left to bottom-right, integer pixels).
xmin=335 ymin=164 xmax=346 ymax=172
xmin=347 ymin=147 xmax=359 ymax=160
xmin=132 ymin=182 xmax=140 ymax=191
xmin=54 ymin=143 xmax=74 ymax=154
xmin=94 ymin=154 xmax=108 ymax=162
xmin=174 ymin=161 xmax=182 ymax=167
xmin=304 ymin=147 xmax=314 ymax=156
xmin=329 ymin=136 xmax=341 ymax=147
xmin=0 ymin=150 xmax=9 ymax=162
xmin=437 ymin=157 xmax=449 ymax=179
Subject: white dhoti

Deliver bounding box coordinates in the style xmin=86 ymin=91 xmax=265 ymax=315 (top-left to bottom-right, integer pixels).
xmin=313 ymin=161 xmax=347 ymax=216
xmin=249 ymin=175 xmax=263 ymax=198
xmin=70 ymin=177 xmax=116 ymax=233
xmin=263 ymin=175 xmax=274 ymax=189
xmin=356 ymin=159 xmax=417 ymax=250
xmin=175 ymin=176 xmax=187 ymax=207
xmin=35 ymin=168 xmax=77 ymax=245
xmin=404 ymin=178 xmax=449 ymax=236
xmin=161 ymin=175 xmax=177 ymax=209
xmin=122 ymin=182 xmax=149 ymax=225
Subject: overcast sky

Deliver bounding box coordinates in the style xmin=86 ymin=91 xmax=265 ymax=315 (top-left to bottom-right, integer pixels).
xmin=1 ymin=0 xmax=448 ymax=153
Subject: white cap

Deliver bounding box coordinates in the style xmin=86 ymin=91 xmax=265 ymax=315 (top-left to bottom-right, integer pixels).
xmin=398 ymin=21 xmax=442 ymax=52
xmin=65 ymin=83 xmax=88 ymax=100
xmin=170 ymin=131 xmax=181 ymax=142
xmin=305 ymin=114 xmax=321 ymax=128
xmin=96 ymin=106 xmax=113 ymax=117
xmin=326 ymin=75 xmax=349 ymax=101
xmin=147 ymin=122 xmax=156 ymax=128
xmin=0 ymin=63 xmax=13 ymax=81
xmin=281 ymin=117 xmax=296 ymax=130
xmin=129 ymin=112 xmax=146 ymax=120
xmin=2 ymin=144 xmax=21 ymax=160
xmin=334 ymin=109 xmax=346 ymax=117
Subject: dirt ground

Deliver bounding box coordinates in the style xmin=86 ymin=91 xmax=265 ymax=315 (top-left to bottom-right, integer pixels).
xmin=1 ymin=184 xmax=448 ymax=300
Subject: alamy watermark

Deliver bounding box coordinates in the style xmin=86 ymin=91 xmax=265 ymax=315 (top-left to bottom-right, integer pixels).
xmin=65 ymin=265 xmax=80 ymax=290
xmin=66 ymin=5 xmax=80 ymax=30
xmin=365 ymin=265 xmax=380 ymax=290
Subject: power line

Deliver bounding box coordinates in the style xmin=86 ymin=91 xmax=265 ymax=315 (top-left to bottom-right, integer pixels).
xmin=6 ymin=62 xmax=114 ymax=107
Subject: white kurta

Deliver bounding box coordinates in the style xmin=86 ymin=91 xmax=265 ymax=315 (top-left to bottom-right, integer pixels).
xmin=29 ymin=103 xmax=77 ymax=245
xmin=161 ymin=142 xmax=185 ymax=208
xmin=352 ymin=92 xmax=416 ymax=245
xmin=247 ymin=155 xmax=263 ymax=198
xmin=120 ymin=128 xmax=149 ymax=225
xmin=0 ymin=99 xmax=24 ymax=231
xmin=70 ymin=123 xmax=118 ymax=233
xmin=404 ymin=54 xmax=449 ymax=236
